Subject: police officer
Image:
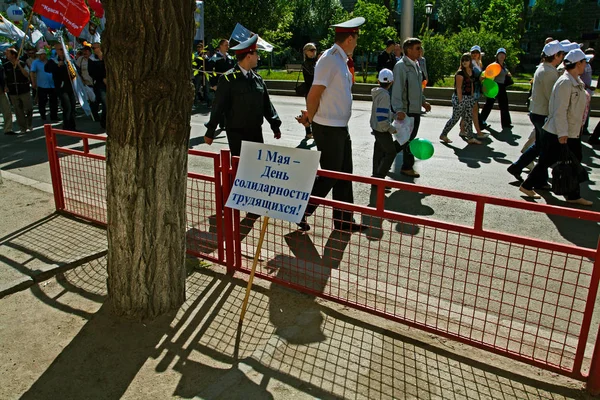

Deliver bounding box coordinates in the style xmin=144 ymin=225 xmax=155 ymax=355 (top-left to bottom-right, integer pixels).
xmin=203 ymin=34 xmax=282 ymax=156
xmin=295 ymin=17 xmax=365 ymax=232
xmin=207 ymin=39 xmax=235 ymax=128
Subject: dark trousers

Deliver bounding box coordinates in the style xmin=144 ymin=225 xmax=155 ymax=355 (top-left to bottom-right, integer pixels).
xmin=590 ymin=121 xmax=600 ymax=143
xmin=512 ymin=113 xmax=547 ymax=179
xmin=94 ymin=87 xmax=107 ymax=128
xmin=480 ymin=84 xmax=511 ymax=127
xmin=401 ymin=114 xmax=421 ymax=170
xmin=58 ymin=88 xmax=76 ymax=130
xmin=523 ymin=132 xmax=582 ymax=200
xmin=372 ymin=130 xmax=400 ymax=178
xmin=305 ymin=122 xmax=354 ymax=224
xmin=37 ymin=87 xmax=59 ymax=120
xmin=226 ymin=128 xmax=263 ymax=157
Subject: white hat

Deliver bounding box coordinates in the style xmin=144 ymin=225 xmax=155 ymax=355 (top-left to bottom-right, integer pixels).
xmin=496 ymin=48 xmax=507 ymax=55
xmin=470 ymin=45 xmax=481 ymax=53
xmin=560 ymin=40 xmax=580 ymax=52
xmin=543 ymin=40 xmax=565 ymax=56
xmin=564 ymin=48 xmax=593 ymax=65
xmin=378 ymin=68 xmax=394 ymax=83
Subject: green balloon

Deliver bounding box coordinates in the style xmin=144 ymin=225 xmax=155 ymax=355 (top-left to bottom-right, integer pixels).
xmin=409 ymin=138 xmax=435 ymax=160
xmin=482 ymin=78 xmax=499 ymax=98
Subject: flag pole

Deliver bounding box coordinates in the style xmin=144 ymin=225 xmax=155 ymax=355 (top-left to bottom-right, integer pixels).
xmin=238 ymin=216 xmax=270 ymax=324
xmin=16 ymin=11 xmax=34 ymax=60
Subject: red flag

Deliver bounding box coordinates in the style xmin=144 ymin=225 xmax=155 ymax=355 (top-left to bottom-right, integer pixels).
xmin=88 ymin=0 xmax=104 ymax=19
xmin=33 ymin=0 xmax=90 ymax=37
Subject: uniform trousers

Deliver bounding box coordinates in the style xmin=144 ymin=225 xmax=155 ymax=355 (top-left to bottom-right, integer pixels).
xmin=304 ymin=122 xmax=354 ymax=224
xmin=226 ymin=127 xmax=264 ymax=157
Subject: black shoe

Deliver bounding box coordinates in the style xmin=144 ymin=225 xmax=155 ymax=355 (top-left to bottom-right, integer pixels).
xmin=333 ymin=222 xmax=365 ymax=232
xmin=533 ymin=184 xmax=552 ymax=190
xmin=507 ymin=164 xmax=522 ymax=181
xmin=480 ymin=122 xmax=490 ymax=130
xmin=4 ymin=130 xmax=16 ymax=135
xmin=503 ymin=124 xmax=514 ymax=129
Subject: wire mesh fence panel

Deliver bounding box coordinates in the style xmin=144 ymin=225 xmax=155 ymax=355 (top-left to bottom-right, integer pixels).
xmin=58 ymin=153 xmax=108 ymax=224
xmin=235 ymin=202 xmax=597 ymax=377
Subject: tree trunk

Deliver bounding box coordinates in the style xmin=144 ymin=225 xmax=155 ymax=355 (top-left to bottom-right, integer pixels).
xmin=103 ymin=0 xmax=195 ymax=319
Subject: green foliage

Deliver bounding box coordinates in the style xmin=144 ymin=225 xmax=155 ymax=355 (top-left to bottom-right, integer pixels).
xmin=420 ymin=31 xmax=453 ymax=87
xmin=353 ymin=0 xmax=396 ymax=54
xmin=421 ymin=28 xmax=522 ymax=87
xmin=204 ymin=0 xmax=292 ymax=42
xmin=437 ymin=0 xmax=492 ymax=34
xmin=526 ymin=0 xmax=584 ymax=55
xmin=481 ymin=0 xmax=523 ymax=40
xmin=448 ymin=28 xmax=521 ymax=68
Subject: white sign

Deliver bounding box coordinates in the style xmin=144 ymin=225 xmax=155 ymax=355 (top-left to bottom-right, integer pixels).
xmin=225 ymin=143 xmax=321 ymax=223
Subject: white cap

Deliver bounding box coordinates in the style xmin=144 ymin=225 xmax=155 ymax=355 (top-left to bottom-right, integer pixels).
xmin=560 ymin=40 xmax=580 ymax=52
xmin=378 ymin=68 xmax=394 ymax=83
xmin=543 ymin=40 xmax=565 ymax=56
xmin=496 ymin=48 xmax=507 ymax=55
xmin=564 ymin=48 xmax=593 ymax=65
xmin=470 ymin=45 xmax=481 ymax=53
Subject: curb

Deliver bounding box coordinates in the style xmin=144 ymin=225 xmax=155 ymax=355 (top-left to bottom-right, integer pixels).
xmin=0 ymin=170 xmax=53 ymax=195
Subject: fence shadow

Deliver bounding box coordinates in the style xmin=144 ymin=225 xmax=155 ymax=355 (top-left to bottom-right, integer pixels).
xmin=14 ymin=259 xmax=588 ymax=400
xmin=0 ymin=213 xmax=107 ymax=289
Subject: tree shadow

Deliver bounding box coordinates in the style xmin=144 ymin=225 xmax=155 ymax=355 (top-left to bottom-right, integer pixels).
xmin=15 ymin=261 xmax=588 ymax=400
xmin=440 ymin=141 xmax=508 ymax=169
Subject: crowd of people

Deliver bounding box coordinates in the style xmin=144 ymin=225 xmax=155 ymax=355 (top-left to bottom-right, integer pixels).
xmin=1 ymin=41 xmax=106 ymax=136
xmin=201 ymin=20 xmax=597 ymax=227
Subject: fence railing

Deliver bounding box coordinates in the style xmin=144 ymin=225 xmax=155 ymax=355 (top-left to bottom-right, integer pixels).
xmin=44 ymin=125 xmax=600 ymax=394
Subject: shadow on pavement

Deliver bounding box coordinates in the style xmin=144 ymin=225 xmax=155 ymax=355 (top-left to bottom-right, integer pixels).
xmin=0 ymin=113 xmax=105 ymax=171
xmin=14 ymin=260 xmax=587 ymax=400
xmin=441 ymin=141 xmax=508 ymax=169
xmin=0 ymin=213 xmax=107 ymax=289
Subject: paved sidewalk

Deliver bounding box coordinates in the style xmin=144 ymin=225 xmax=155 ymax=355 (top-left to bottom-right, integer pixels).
xmin=0 ymin=173 xmax=594 ymax=399
xmin=0 ymin=173 xmax=107 ymax=298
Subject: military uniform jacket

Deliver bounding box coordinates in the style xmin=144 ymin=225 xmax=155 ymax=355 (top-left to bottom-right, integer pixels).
xmin=208 ymin=52 xmax=235 ymax=87
xmin=205 ymin=66 xmax=282 ymax=139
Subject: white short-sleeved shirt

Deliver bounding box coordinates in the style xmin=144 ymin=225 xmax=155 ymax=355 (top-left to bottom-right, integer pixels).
xmin=312 ymin=43 xmax=353 ymax=127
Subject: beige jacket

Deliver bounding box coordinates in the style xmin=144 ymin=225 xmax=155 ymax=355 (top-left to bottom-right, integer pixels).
xmin=543 ymin=72 xmax=587 ymax=139
xmin=529 ymin=62 xmax=560 ymax=116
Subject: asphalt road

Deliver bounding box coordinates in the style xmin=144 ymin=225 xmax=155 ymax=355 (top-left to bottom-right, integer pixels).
xmin=2 ymin=95 xmax=600 ymax=375
xmin=1 ymin=95 xmax=600 ymax=248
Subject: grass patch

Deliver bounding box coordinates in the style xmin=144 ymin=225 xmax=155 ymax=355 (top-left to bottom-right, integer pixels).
xmin=258 ymin=69 xmax=531 ymax=91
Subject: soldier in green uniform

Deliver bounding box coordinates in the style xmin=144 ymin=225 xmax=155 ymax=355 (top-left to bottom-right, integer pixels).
xmin=203 ymin=35 xmax=282 ymax=156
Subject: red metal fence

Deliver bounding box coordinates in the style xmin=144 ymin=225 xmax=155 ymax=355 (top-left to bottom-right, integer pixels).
xmin=44 ymin=125 xmax=600 ymax=393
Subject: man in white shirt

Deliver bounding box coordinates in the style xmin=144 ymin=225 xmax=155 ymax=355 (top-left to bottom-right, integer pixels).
xmin=295 ymin=17 xmax=365 ymax=232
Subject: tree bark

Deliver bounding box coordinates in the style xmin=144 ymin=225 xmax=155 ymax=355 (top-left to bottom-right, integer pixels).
xmin=103 ymin=0 xmax=195 ymax=319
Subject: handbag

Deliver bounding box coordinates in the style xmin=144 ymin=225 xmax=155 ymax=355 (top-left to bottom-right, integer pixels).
xmin=504 ymin=74 xmax=514 ymax=87
xmin=551 ymin=144 xmax=588 ymax=195
xmin=294 ymin=71 xmax=308 ymax=96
